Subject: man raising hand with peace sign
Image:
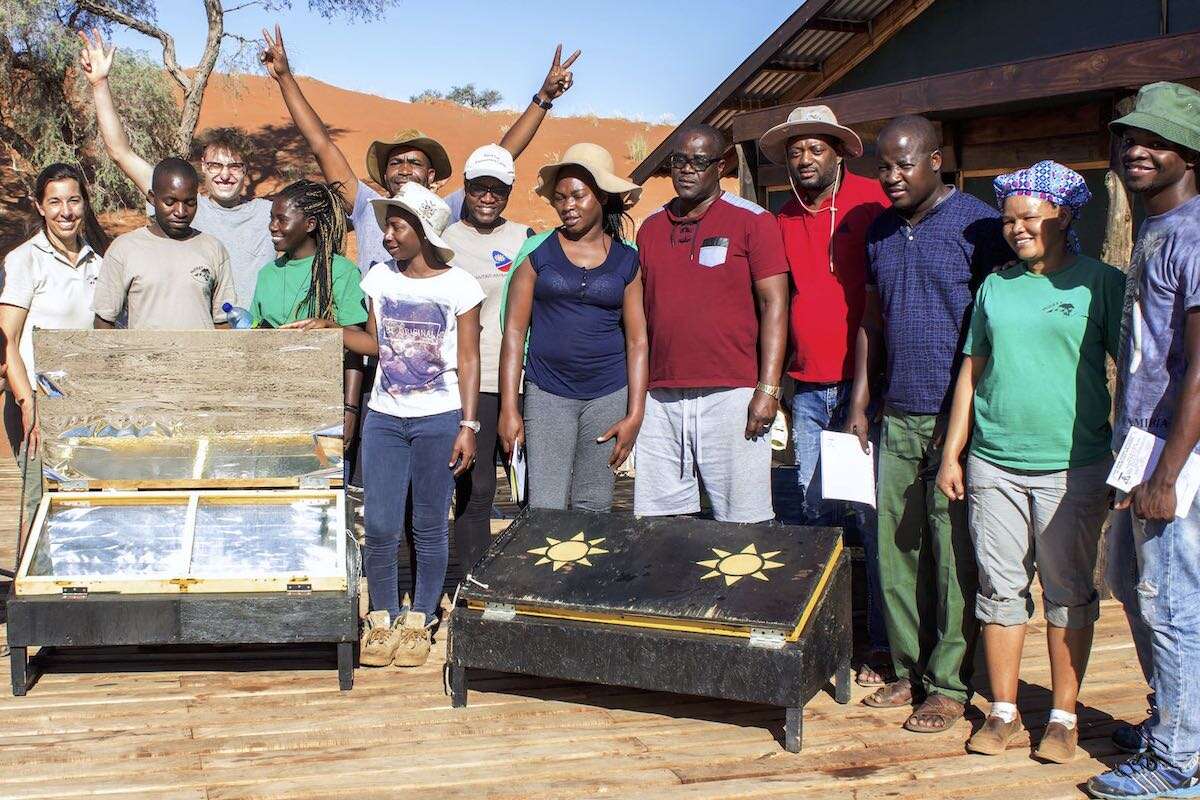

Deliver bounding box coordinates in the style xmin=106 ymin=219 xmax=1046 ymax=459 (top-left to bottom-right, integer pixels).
xmin=260 ymin=24 xmax=581 ymax=273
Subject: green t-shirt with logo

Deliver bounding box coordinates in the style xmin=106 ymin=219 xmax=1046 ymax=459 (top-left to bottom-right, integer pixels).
xmin=963 ymin=255 xmax=1125 ymax=470
xmin=250 ymin=253 xmax=368 ymax=328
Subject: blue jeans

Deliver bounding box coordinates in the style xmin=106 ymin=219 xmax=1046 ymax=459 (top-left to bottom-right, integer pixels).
xmin=788 ymin=381 xmax=887 ymax=652
xmin=362 ymin=408 xmax=460 ymax=620
xmin=1108 ymin=501 xmax=1200 ymax=770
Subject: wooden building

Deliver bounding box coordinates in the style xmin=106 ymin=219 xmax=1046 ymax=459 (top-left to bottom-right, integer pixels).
xmin=632 ymin=0 xmax=1200 ymax=260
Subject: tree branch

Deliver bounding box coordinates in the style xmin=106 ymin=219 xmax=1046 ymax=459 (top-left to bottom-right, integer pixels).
xmin=75 ymin=0 xmax=192 ymax=92
xmin=222 ymin=0 xmax=269 ymax=13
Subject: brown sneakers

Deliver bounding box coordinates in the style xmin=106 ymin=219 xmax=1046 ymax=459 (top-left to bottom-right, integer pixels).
xmin=359 ymin=610 xmax=401 ymax=667
xmin=1034 ymin=721 xmax=1078 ymax=763
xmin=392 ymin=611 xmax=432 ymax=667
xmin=966 ymin=711 xmax=1024 ymax=755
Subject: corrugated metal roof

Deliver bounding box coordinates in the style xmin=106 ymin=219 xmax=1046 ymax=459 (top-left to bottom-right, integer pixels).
xmin=632 ymin=0 xmax=898 ymax=182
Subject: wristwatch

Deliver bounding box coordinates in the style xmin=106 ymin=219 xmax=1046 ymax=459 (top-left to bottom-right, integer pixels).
xmin=532 ymin=93 xmax=553 ymax=110
xmin=755 ymin=383 xmax=782 ymax=400
xmin=460 ymin=420 xmax=482 ymax=433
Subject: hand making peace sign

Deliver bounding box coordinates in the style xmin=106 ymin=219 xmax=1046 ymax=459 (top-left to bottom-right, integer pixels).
xmin=537 ymin=44 xmax=581 ymax=103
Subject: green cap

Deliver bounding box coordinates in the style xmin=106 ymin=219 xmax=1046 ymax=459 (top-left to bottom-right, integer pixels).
xmin=1110 ymin=81 xmax=1200 ymax=154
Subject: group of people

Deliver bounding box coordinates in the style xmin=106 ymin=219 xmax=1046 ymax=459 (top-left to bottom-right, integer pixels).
xmin=0 ymin=22 xmax=1196 ymax=797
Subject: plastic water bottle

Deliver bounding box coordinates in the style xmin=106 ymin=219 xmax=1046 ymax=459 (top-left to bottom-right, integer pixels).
xmin=222 ymin=302 xmax=253 ymax=329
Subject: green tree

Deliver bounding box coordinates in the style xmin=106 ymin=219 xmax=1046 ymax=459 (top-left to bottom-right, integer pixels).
xmin=0 ymin=0 xmax=176 ymax=210
xmin=411 ymin=83 xmax=502 ymax=111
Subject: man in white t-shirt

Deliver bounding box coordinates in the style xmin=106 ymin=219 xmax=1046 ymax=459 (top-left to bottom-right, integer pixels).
xmin=79 ymin=30 xmax=274 ymax=308
xmin=441 ymin=144 xmax=533 ymax=570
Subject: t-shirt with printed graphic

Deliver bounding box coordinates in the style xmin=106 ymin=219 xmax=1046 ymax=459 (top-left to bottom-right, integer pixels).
xmin=442 ymin=219 xmax=533 ymax=392
xmin=964 ymin=256 xmax=1124 ymax=470
xmin=1115 ymin=194 xmax=1200 ymax=450
xmin=360 ymin=261 xmax=485 ymax=418
xmin=92 ymin=225 xmax=235 ymax=330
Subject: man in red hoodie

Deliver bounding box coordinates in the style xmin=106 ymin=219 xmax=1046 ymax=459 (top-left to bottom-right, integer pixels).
xmin=759 ymin=106 xmax=890 ymax=683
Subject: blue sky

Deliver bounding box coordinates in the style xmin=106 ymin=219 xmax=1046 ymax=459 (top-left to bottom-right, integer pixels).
xmin=107 ymin=1 xmax=796 ymax=122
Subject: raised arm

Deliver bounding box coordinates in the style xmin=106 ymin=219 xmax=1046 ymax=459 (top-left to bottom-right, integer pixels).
xmin=78 ymin=29 xmax=153 ymax=195
xmin=498 ymin=45 xmax=580 ymax=160
xmin=260 ymin=25 xmax=359 ymax=211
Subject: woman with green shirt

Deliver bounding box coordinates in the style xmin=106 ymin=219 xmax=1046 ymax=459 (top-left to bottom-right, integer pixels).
xmin=936 ymin=162 xmax=1123 ymax=764
xmin=250 ymin=179 xmax=368 ymax=454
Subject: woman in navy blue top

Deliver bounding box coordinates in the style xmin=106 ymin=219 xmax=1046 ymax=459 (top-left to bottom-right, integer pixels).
xmin=499 ymin=143 xmax=648 ymax=512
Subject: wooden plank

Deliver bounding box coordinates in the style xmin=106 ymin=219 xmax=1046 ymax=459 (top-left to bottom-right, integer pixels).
xmin=734 ymin=29 xmax=1200 ymax=142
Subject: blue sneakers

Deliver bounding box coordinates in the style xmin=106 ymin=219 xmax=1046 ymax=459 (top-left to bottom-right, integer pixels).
xmin=1087 ymin=754 xmax=1200 ymax=799
xmin=1113 ymin=720 xmax=1152 ymax=755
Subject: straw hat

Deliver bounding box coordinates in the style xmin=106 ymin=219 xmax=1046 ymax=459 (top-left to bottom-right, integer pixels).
xmin=369 ymin=182 xmax=456 ymax=263
xmin=758 ymin=105 xmax=864 ymax=164
xmin=365 ymin=129 xmax=453 ymax=188
xmin=535 ymin=143 xmax=642 ymax=209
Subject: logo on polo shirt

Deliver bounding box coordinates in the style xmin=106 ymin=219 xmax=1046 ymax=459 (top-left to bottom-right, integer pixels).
xmin=492 ymin=250 xmax=514 ymax=273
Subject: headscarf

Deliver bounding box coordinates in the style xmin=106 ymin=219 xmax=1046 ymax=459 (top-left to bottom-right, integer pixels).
xmin=993 ymin=160 xmax=1091 ymax=253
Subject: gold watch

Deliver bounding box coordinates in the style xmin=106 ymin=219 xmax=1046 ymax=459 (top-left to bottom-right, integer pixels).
xmin=755 ymin=383 xmax=782 ymax=400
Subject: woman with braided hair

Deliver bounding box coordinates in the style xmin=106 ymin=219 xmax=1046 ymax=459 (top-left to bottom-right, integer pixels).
xmin=251 ymin=179 xmax=369 ymax=452
xmin=251 ymin=179 xmax=366 ymax=330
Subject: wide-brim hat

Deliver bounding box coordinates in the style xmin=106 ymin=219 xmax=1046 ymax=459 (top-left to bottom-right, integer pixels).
xmin=759 ymin=105 xmax=864 ymax=163
xmin=365 ymin=129 xmax=453 ymax=188
xmin=535 ymin=143 xmax=642 ymax=209
xmin=1110 ymin=81 xmax=1200 ymax=155
xmin=369 ymin=182 xmax=455 ymax=263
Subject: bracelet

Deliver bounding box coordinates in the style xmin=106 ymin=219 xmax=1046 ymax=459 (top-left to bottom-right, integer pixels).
xmin=755 ymin=383 xmax=782 ymax=400
xmin=344 ymin=404 xmax=360 ymax=414
xmin=532 ymin=93 xmax=553 ymax=110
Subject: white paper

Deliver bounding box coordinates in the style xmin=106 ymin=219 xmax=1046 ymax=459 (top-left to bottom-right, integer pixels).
xmin=1108 ymin=426 xmax=1200 ymax=517
xmin=508 ymin=443 xmax=527 ymax=503
xmin=820 ymin=430 xmax=876 ymax=508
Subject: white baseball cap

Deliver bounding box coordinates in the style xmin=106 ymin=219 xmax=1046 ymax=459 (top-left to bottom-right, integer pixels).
xmin=463 ymin=144 xmax=516 ymax=185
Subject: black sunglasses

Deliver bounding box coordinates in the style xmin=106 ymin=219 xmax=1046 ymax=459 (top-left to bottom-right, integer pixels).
xmin=465 ymin=180 xmax=512 ymax=199
xmin=668 ymin=153 xmax=722 ymax=172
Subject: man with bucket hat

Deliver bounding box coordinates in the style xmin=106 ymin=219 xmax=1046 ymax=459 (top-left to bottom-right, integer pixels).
xmin=260 ymin=24 xmax=578 ymax=273
xmin=759 ymin=106 xmax=891 ymax=686
xmin=1087 ymin=81 xmax=1200 ymax=800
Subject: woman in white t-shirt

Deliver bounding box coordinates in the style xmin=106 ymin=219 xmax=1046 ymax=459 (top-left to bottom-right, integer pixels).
xmin=343 ymin=182 xmax=484 ymax=669
xmin=0 ymin=163 xmax=110 ymax=528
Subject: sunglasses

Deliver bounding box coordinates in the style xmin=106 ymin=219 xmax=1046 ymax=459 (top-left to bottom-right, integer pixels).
xmin=668 ymin=153 xmax=722 ymax=172
xmin=465 ymin=180 xmax=512 ymax=199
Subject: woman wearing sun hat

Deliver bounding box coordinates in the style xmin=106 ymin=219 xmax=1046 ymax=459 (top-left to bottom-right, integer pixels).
xmin=497 ymin=143 xmax=648 ymax=512
xmin=342 ymin=181 xmax=484 ymax=670
xmin=935 ymin=161 xmax=1124 ymax=763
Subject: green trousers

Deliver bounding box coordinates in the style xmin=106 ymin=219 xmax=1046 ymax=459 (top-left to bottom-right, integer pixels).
xmin=877 ymin=408 xmax=977 ymax=703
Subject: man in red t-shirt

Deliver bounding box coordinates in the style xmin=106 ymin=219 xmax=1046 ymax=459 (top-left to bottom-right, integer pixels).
xmin=760 ymin=105 xmax=890 ymax=680
xmin=634 ymin=124 xmax=789 ymax=523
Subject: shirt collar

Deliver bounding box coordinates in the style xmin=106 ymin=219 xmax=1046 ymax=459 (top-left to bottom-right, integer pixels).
xmin=893 ymin=186 xmax=956 ymax=230
xmin=30 ymin=229 xmax=98 ymax=267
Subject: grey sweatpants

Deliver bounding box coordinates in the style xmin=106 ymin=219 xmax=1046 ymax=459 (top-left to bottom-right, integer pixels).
xmin=523 ymin=381 xmax=627 ymax=513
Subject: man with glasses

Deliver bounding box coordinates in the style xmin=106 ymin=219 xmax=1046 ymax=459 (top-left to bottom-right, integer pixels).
xmin=259 ymin=25 xmax=577 ymax=274
xmin=442 ymin=145 xmax=534 ymax=572
xmin=80 ymin=30 xmax=274 ymax=309
xmin=633 ymin=124 xmax=789 ymax=524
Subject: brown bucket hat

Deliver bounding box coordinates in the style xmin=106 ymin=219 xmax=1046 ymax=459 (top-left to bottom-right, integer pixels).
xmin=365 ymin=129 xmax=453 ymax=188
xmin=535 ymin=143 xmax=642 ymax=209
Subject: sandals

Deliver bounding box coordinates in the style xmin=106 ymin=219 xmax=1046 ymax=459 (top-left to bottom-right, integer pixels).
xmin=903 ymin=693 xmax=966 ymax=733
xmin=856 ymin=650 xmax=895 ymax=687
xmin=862 ymin=679 xmax=916 ymax=708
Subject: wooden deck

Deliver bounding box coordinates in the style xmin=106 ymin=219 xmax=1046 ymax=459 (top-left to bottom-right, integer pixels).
xmin=0 ymin=458 xmax=1150 ymax=799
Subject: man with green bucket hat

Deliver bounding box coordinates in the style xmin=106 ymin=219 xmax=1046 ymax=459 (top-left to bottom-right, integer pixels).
xmin=1088 ymin=81 xmax=1200 ymax=800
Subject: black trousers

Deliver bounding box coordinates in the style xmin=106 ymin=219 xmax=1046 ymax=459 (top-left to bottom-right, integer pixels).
xmin=453 ymin=391 xmax=501 ymax=573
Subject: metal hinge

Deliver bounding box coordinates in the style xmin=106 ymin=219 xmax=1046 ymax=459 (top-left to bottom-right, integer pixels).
xmin=748 ymin=628 xmax=786 ymax=649
xmin=62 ymin=586 xmax=88 ymax=599
xmin=287 ymin=582 xmax=313 ymax=595
xmin=481 ymin=602 xmax=516 ymax=622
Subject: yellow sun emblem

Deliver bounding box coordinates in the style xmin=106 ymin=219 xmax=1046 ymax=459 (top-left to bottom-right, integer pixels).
xmin=527 ymin=532 xmax=608 ymax=570
xmin=697 ymin=543 xmax=785 ymax=585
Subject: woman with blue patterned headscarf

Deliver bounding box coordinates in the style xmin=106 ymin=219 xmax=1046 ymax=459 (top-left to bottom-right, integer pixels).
xmin=934 ymin=160 xmax=1127 ymax=763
